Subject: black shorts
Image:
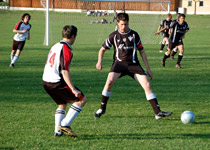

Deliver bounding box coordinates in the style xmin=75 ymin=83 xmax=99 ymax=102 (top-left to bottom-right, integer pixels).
xmin=162 ymin=32 xmax=169 ymax=38
xmin=169 ymin=40 xmax=183 ymax=50
xmin=12 ymin=40 xmax=25 ymax=51
xmin=110 ymin=61 xmax=146 ymax=78
xmin=43 ymin=81 xmax=84 ymax=105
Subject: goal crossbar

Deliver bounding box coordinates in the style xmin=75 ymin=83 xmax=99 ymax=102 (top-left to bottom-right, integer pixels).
xmin=43 ymin=0 xmax=171 ymax=46
xmin=78 ymin=0 xmax=170 ymax=2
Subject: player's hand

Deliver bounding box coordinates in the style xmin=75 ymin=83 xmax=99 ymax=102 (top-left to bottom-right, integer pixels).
xmin=96 ymin=62 xmax=102 ymax=70
xmin=155 ymin=32 xmax=160 ymax=35
xmin=21 ymin=30 xmax=28 ymax=33
xmin=72 ymin=89 xmax=81 ymax=98
xmin=147 ymin=69 xmax=153 ymax=80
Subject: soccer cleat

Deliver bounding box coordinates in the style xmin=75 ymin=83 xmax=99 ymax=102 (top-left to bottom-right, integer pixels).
xmin=94 ymin=108 xmax=106 ymax=118
xmin=162 ymin=59 xmax=165 ymax=67
xmin=57 ymin=126 xmax=78 ymax=137
xmin=9 ymin=63 xmax=14 ymax=68
xmin=171 ymin=56 xmax=174 ymax=60
xmin=159 ymin=50 xmax=163 ymax=53
xmin=175 ymin=64 xmax=182 ymax=69
xmin=54 ymin=132 xmax=63 ymax=137
xmin=155 ymin=111 xmax=173 ymax=120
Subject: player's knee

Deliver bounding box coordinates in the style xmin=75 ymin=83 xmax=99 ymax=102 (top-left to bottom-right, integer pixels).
xmin=107 ymin=79 xmax=116 ymax=87
xmin=58 ymin=104 xmax=67 ymax=110
xmin=81 ymin=96 xmax=87 ymax=105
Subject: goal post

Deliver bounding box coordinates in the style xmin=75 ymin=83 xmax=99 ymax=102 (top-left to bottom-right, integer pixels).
xmin=43 ymin=0 xmax=171 ymax=46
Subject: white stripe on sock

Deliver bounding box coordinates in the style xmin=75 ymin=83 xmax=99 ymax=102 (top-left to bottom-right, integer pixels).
xmin=102 ymin=90 xmax=112 ymax=97
xmin=146 ymin=93 xmax=156 ymax=101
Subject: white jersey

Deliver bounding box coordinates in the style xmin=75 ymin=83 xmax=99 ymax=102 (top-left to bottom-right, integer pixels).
xmin=42 ymin=40 xmax=73 ymax=83
xmin=13 ymin=21 xmax=31 ymax=41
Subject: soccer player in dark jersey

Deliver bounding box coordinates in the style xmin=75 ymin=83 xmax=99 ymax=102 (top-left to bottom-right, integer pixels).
xmin=43 ymin=25 xmax=87 ymax=137
xmin=94 ymin=13 xmax=172 ymax=120
xmin=158 ymin=14 xmax=189 ymax=68
xmin=170 ymin=13 xmax=181 ymax=59
xmin=10 ymin=13 xmax=31 ymax=68
xmin=155 ymin=13 xmax=172 ymax=52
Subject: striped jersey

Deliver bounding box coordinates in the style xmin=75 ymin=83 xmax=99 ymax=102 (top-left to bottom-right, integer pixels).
xmin=13 ymin=21 xmax=31 ymax=41
xmin=102 ymin=29 xmax=143 ymax=63
xmin=160 ymin=19 xmax=172 ymax=34
xmin=42 ymin=40 xmax=73 ymax=83
xmin=170 ymin=20 xmax=189 ymax=43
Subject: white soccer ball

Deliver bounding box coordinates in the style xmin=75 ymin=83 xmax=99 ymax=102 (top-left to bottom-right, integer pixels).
xmin=181 ymin=111 xmax=195 ymax=124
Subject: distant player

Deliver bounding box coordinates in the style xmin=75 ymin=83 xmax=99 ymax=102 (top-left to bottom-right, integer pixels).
xmin=158 ymin=14 xmax=189 ymax=68
xmin=10 ymin=13 xmax=31 ymax=68
xmin=110 ymin=10 xmax=117 ymax=24
xmin=94 ymin=13 xmax=172 ymax=120
xmin=170 ymin=13 xmax=181 ymax=59
xmin=155 ymin=13 xmax=172 ymax=52
xmin=43 ymin=25 xmax=87 ymax=137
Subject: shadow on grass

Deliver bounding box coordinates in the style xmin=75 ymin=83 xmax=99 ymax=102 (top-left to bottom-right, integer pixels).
xmin=0 ymin=147 xmax=14 ymax=150
xmin=194 ymin=121 xmax=210 ymax=125
xmin=80 ymin=133 xmax=210 ymax=140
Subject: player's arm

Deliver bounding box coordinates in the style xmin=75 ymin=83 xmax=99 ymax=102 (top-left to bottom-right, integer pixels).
xmin=182 ymin=28 xmax=189 ymax=39
xmin=96 ymin=47 xmax=107 ymax=70
xmin=13 ymin=29 xmax=27 ymax=34
xmin=157 ymin=25 xmax=161 ymax=32
xmin=62 ymin=70 xmax=81 ymax=98
xmin=139 ymin=49 xmax=153 ymax=80
xmin=155 ymin=27 xmax=169 ymax=35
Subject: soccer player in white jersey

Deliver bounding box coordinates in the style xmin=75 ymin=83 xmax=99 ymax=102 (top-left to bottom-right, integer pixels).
xmin=94 ymin=13 xmax=172 ymax=120
xmin=42 ymin=25 xmax=87 ymax=137
xmin=10 ymin=13 xmax=31 ymax=68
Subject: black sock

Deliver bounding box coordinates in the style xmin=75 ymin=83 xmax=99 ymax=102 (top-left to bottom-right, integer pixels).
xmin=100 ymin=95 xmax=109 ymax=110
xmin=163 ymin=53 xmax=170 ymax=61
xmin=177 ymin=54 xmax=183 ymax=65
xmin=149 ymin=98 xmax=161 ymax=114
xmin=160 ymin=44 xmax=165 ymax=50
xmin=171 ymin=51 xmax=177 ymax=57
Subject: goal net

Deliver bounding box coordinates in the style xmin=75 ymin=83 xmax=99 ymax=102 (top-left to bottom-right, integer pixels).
xmin=42 ymin=0 xmax=170 ymax=45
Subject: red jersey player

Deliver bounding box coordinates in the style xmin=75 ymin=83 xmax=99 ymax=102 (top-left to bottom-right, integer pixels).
xmin=10 ymin=13 xmax=31 ymax=68
xmin=42 ymin=25 xmax=87 ymax=137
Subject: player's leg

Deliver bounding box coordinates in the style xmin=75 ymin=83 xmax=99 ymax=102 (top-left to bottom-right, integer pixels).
xmin=165 ymin=37 xmax=170 ymax=50
xmin=10 ymin=41 xmax=25 ymax=67
xmin=94 ymin=72 xmax=121 ymax=118
xmin=134 ymin=74 xmax=172 ymax=119
xmin=11 ymin=50 xmax=16 ymax=61
xmin=54 ymin=104 xmax=67 ymax=136
xmin=159 ymin=39 xmax=165 ymax=53
xmin=171 ymin=46 xmax=178 ymax=60
xmin=162 ymin=39 xmax=172 ymax=67
xmin=176 ymin=44 xmax=184 ymax=69
xmin=60 ymin=96 xmax=87 ymax=137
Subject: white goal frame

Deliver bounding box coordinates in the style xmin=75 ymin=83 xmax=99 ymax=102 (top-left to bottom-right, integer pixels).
xmin=43 ymin=0 xmax=171 ymax=46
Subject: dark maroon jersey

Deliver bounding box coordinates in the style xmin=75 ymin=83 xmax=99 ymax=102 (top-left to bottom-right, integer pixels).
xmin=102 ymin=29 xmax=143 ymax=63
xmin=170 ymin=21 xmax=189 ymax=43
xmin=160 ymin=19 xmax=172 ymax=34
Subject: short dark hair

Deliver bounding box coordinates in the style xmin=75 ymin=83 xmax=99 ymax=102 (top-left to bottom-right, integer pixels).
xmin=117 ymin=13 xmax=129 ymax=22
xmin=22 ymin=13 xmax=31 ymax=21
xmin=179 ymin=14 xmax=186 ymax=19
xmin=62 ymin=25 xmax=77 ymax=39
xmin=167 ymin=13 xmax=172 ymax=17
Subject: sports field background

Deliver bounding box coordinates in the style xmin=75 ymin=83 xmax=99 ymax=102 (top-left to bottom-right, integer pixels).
xmin=0 ymin=10 xmax=210 ymax=150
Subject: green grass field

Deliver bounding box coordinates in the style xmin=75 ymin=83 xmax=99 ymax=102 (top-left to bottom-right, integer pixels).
xmin=0 ymin=10 xmax=210 ymax=150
